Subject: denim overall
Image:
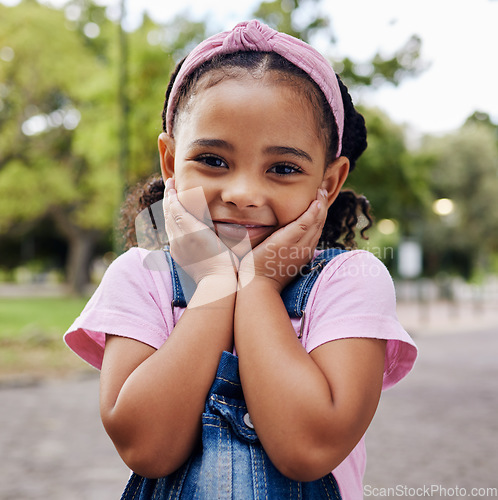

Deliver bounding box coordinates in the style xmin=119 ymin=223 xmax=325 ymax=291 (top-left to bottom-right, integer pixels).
xmin=121 ymin=248 xmax=345 ymax=499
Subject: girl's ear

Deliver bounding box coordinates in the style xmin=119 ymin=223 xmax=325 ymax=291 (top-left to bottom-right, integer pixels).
xmin=158 ymin=132 xmax=176 ymax=181
xmin=321 ymin=156 xmax=350 ymax=208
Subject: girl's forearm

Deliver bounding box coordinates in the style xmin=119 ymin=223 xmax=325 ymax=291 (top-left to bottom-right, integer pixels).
xmin=234 ymin=278 xmax=360 ymax=481
xmin=100 ymin=274 xmax=236 ymax=478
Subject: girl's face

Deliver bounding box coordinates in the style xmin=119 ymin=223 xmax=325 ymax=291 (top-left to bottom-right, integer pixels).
xmin=159 ymin=73 xmax=348 ymax=250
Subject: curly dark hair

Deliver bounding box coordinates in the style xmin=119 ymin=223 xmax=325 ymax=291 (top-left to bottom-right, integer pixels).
xmin=120 ymin=51 xmax=372 ymax=250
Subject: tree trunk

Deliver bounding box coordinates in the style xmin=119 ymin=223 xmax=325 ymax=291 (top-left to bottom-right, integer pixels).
xmin=51 ymin=208 xmax=102 ymax=295
xmin=66 ymin=229 xmax=99 ymax=295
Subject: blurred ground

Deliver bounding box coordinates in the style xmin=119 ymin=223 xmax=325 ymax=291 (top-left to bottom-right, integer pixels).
xmin=364 ymin=328 xmax=498 ymax=497
xmin=1 ymin=299 xmax=497 ymax=499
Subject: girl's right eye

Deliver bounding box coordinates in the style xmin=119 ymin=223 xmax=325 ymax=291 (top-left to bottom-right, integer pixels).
xmin=196 ymin=155 xmax=228 ymax=169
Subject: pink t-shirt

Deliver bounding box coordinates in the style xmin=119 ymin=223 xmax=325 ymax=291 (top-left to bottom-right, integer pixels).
xmin=64 ymin=247 xmax=417 ymax=500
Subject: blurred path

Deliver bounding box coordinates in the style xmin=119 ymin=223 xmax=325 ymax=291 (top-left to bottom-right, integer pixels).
xmin=0 ymin=374 xmax=129 ymax=500
xmin=364 ymin=328 xmax=498 ymax=496
xmin=1 ymin=302 xmax=497 ymax=499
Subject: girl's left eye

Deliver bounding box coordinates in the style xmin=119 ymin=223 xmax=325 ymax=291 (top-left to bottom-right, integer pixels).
xmin=269 ymin=164 xmax=303 ymax=176
xmin=197 ymin=155 xmax=227 ymax=168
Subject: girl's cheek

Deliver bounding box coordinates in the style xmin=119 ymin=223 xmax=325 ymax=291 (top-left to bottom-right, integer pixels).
xmin=284 ymin=197 xmax=314 ymax=222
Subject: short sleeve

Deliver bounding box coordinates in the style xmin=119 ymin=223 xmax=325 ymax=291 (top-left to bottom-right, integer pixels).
xmin=303 ymin=250 xmax=417 ymax=390
xmin=64 ymin=248 xmax=175 ymax=370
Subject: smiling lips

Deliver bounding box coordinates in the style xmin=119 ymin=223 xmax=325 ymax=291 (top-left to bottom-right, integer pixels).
xmin=213 ymin=220 xmax=273 ymax=243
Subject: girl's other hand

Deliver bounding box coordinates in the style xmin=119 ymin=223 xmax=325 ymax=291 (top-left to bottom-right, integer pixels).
xmin=163 ymin=179 xmax=238 ymax=285
xmin=239 ymin=188 xmax=328 ymax=292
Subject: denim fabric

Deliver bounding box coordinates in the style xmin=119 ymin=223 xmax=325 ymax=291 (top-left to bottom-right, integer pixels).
xmin=164 ymin=249 xmax=194 ymax=308
xmin=121 ymin=352 xmax=342 ymax=499
xmin=120 ymin=248 xmax=345 ymax=499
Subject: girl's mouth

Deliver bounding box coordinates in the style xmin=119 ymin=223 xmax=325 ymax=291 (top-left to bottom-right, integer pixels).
xmin=213 ymin=221 xmax=273 ymax=244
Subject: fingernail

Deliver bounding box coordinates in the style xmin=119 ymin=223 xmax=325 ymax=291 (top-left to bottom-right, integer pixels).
xmin=320 ymin=188 xmax=328 ymax=198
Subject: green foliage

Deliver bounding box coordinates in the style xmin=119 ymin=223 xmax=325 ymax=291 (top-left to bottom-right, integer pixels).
xmin=345 ymin=107 xmax=432 ymax=230
xmin=419 ymin=121 xmax=498 ymax=277
xmin=125 ymin=15 xmax=207 ymax=185
xmin=0 ymin=1 xmax=120 ymax=234
xmin=465 ymin=111 xmax=498 ymax=133
xmin=339 ymin=35 xmax=424 ymax=88
xmin=0 ymin=1 xmax=205 ymax=291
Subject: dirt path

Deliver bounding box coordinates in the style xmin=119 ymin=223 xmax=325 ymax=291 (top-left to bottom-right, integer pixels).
xmin=2 ymin=328 xmax=497 ymax=499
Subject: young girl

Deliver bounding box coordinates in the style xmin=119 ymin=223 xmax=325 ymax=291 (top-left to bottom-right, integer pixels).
xmin=65 ymin=20 xmax=417 ymax=499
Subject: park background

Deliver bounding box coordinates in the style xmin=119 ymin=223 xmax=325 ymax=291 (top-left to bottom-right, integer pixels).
xmin=1 ymin=0 xmax=497 ymax=498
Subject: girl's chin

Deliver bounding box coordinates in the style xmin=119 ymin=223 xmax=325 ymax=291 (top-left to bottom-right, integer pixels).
xmin=218 ymin=234 xmax=266 ymax=258
xmin=214 ymin=223 xmax=273 ymax=255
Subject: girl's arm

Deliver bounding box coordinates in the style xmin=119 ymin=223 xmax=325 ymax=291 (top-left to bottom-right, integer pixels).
xmin=235 ymin=281 xmax=385 ymax=482
xmin=100 ymin=189 xmax=237 ymax=479
xmin=235 ymin=194 xmax=386 ymax=482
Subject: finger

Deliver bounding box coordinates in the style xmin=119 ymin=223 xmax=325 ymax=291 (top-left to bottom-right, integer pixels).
xmin=163 ymin=189 xmax=180 ymax=239
xmin=281 ymin=197 xmax=325 ymax=245
xmin=167 ymin=189 xmax=206 ymax=234
xmin=162 ymin=178 xmax=176 ymax=220
xmin=298 ymin=188 xmax=329 ymax=237
xmin=165 ymin=189 xmax=231 ymax=262
xmin=164 ymin=190 xmax=198 ymax=245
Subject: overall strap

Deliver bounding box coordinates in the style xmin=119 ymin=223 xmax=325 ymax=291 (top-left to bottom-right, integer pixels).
xmin=164 ymin=248 xmax=188 ymax=308
xmin=280 ymin=247 xmax=346 ymax=317
xmin=164 ymin=247 xmax=346 ymax=316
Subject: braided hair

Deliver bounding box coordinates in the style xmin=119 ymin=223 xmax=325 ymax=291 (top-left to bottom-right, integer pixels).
xmin=120 ymin=52 xmax=372 ymax=250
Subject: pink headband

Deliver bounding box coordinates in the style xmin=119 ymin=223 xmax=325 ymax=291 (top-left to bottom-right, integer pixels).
xmin=166 ymin=20 xmax=344 ymax=157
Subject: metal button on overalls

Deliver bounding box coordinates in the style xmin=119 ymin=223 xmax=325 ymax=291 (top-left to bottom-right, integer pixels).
xmin=243 ymin=412 xmax=254 ymax=429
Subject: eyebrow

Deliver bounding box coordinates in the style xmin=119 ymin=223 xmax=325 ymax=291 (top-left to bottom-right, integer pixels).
xmin=189 ymin=138 xmax=234 ymax=150
xmin=264 ymin=146 xmax=313 ymax=163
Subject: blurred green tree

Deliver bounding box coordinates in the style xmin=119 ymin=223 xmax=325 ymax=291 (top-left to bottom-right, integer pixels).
xmin=346 ymin=107 xmax=432 ymax=231
xmin=0 ymin=1 xmax=206 ymax=293
xmin=419 ymin=120 xmax=498 ymax=278
xmin=124 ymin=14 xmax=206 ymax=186
xmin=0 ymin=0 xmax=120 ymax=293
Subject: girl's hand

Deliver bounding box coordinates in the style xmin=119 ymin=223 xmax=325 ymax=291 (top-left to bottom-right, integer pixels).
xmin=239 ymin=188 xmax=329 ymax=293
xmin=164 ymin=179 xmax=237 ymax=285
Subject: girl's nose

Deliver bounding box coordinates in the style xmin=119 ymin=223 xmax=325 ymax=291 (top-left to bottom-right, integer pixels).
xmin=221 ymin=175 xmax=264 ymax=208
